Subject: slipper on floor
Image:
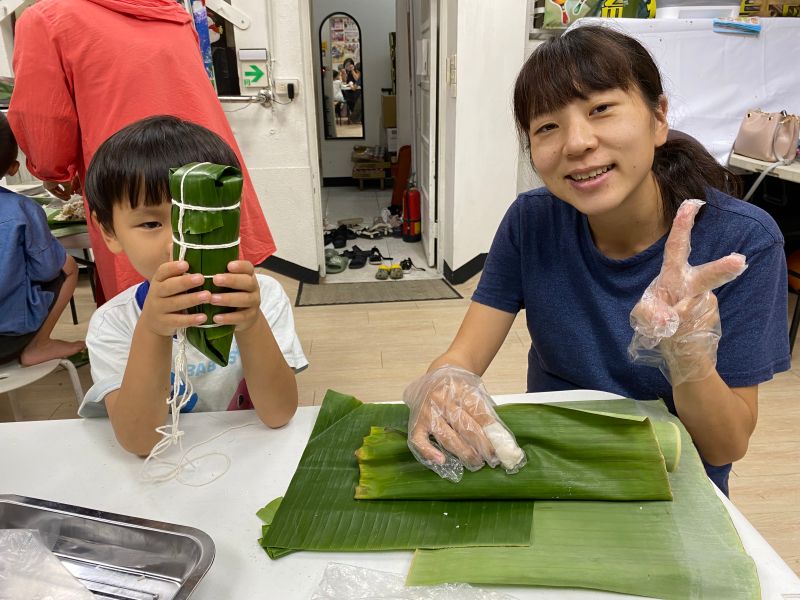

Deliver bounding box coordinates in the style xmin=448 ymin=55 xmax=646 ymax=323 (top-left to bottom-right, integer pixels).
xmin=368 ymin=247 xmax=392 ymax=264
xmin=347 ymin=245 xmax=369 ymax=269
xmin=375 ymin=265 xmax=391 ymax=280
xmin=357 ymin=227 xmax=383 ymax=240
xmin=389 ymin=264 xmax=404 ymax=279
xmin=332 ymin=224 xmax=353 ymax=248
xmin=325 ymin=250 xmax=349 ymax=274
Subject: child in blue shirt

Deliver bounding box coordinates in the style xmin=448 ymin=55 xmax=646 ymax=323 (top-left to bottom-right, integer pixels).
xmin=0 ymin=112 xmax=84 ymax=365
xmin=402 ymin=26 xmax=789 ymax=495
xmin=80 ymin=115 xmax=307 ymax=457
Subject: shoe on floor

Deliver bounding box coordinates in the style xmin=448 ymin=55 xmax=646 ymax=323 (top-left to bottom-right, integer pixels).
xmin=389 ymin=264 xmax=404 ymax=279
xmin=375 ymin=265 xmax=391 ymax=280
xmin=368 ymin=247 xmax=393 ymax=264
xmin=347 ymin=245 xmax=370 ymax=269
xmin=325 ymin=249 xmax=349 ymax=274
xmin=400 ymin=257 xmax=426 ymax=271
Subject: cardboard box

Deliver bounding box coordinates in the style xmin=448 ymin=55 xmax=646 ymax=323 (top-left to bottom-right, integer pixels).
xmin=386 ymin=128 xmax=398 ymax=153
xmin=381 ymin=94 xmax=397 ymax=128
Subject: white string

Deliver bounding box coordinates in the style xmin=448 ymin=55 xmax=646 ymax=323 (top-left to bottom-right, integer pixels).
xmin=141 ymin=422 xmax=256 ymax=486
xmin=171 ymin=199 xmax=241 ymax=211
xmin=171 ymin=237 xmax=241 ymax=250
xmin=141 ymin=162 xmax=243 ymax=487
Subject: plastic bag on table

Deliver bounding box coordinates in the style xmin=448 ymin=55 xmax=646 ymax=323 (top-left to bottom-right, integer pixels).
xmin=311 ymin=562 xmax=520 ymax=600
xmin=0 ymin=529 xmax=94 ymax=599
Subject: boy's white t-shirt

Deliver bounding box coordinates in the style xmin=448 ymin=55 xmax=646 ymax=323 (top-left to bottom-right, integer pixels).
xmin=333 ymin=79 xmax=344 ymax=103
xmin=79 ymin=274 xmax=307 ymax=417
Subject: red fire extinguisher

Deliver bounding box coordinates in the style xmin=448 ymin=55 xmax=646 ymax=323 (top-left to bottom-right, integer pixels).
xmin=402 ymin=183 xmax=422 ymax=243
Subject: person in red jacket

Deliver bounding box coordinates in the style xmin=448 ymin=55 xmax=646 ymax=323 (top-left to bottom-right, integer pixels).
xmin=8 ymin=0 xmax=276 ymax=303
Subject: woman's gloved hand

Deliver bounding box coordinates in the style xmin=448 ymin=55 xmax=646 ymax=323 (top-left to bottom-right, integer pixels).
xmin=403 ymin=365 xmax=526 ymax=482
xmin=628 ymin=199 xmax=748 ymax=386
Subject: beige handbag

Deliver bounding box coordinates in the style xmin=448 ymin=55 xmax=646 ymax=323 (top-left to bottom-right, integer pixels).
xmin=733 ymin=109 xmax=800 ymax=163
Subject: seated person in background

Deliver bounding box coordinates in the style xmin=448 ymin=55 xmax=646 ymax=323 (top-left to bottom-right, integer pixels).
xmin=332 ymin=69 xmax=345 ymax=104
xmin=348 ymin=66 xmax=363 ymax=124
xmin=79 ymin=115 xmax=307 ymax=457
xmin=332 ymin=69 xmax=345 ymax=118
xmin=0 ymin=112 xmax=84 ymax=366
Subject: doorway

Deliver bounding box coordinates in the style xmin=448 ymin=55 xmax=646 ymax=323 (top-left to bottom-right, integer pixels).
xmin=309 ymin=0 xmax=440 ymax=283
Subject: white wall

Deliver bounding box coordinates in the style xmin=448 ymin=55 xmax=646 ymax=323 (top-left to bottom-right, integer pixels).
xmin=445 ymin=0 xmax=528 ymax=272
xmin=311 ymin=0 xmax=395 ymax=179
xmin=225 ymin=0 xmax=322 ymax=273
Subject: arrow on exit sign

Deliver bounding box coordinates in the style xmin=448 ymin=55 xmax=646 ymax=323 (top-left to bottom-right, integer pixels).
xmin=244 ymin=65 xmax=264 ymax=83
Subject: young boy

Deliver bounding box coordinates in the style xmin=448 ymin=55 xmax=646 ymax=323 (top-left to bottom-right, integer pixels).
xmin=79 ymin=116 xmax=307 ymax=457
xmin=0 ymin=112 xmax=84 ymax=366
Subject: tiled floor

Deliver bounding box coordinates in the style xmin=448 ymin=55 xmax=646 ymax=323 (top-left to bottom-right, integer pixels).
xmin=322 ymin=186 xmax=437 ymax=283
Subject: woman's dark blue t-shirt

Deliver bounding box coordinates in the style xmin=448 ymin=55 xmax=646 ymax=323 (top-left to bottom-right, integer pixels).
xmin=473 ymin=187 xmax=791 ymax=495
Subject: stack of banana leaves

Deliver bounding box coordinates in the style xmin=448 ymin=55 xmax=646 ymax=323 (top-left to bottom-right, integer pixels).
xmin=169 ymin=163 xmax=242 ymax=367
xmin=258 ymin=390 xmax=759 ymax=599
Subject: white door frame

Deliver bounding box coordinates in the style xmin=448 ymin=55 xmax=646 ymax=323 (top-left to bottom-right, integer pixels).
xmin=408 ymin=0 xmax=438 ymax=268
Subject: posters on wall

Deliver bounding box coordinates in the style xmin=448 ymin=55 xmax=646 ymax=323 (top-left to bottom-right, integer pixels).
xmin=329 ymin=16 xmax=361 ymax=70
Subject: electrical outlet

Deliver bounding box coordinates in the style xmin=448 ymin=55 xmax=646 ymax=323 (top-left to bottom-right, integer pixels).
xmin=275 ymin=78 xmax=299 ymax=98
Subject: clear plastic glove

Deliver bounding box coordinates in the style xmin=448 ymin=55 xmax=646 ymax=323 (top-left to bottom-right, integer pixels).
xmin=403 ymin=365 xmax=526 ymax=482
xmin=628 ymin=199 xmax=748 ymax=386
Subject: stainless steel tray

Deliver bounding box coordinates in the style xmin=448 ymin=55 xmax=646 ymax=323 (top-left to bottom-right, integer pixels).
xmin=0 ymin=494 xmax=215 ymax=600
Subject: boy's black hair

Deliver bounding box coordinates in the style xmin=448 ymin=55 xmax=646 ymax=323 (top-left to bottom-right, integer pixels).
xmin=0 ymin=112 xmax=19 ymax=177
xmin=332 ymin=69 xmax=339 ymax=78
xmin=85 ymin=115 xmax=240 ymax=233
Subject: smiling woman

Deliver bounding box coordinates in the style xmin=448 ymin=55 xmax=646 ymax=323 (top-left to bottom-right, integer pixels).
xmin=398 ymin=25 xmax=790 ymax=500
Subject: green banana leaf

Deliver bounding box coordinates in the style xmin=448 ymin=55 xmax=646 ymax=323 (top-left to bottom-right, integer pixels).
xmin=407 ymin=400 xmax=760 ymax=600
xmin=258 ymin=390 xmax=537 ymax=558
xmin=355 ymin=404 xmax=678 ymax=501
xmin=169 ymin=162 xmax=242 ymax=366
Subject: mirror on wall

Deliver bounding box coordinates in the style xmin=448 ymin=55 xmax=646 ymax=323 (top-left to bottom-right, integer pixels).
xmin=319 ymin=13 xmax=364 ymax=140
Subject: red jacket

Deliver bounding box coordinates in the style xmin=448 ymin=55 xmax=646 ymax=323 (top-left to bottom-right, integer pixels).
xmin=9 ymin=0 xmax=276 ymax=301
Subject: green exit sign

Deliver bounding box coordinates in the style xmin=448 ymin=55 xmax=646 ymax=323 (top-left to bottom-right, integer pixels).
xmin=243 ymin=64 xmax=265 ymax=87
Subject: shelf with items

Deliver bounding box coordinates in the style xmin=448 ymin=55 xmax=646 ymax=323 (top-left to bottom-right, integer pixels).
xmin=352 ymin=146 xmax=391 ymax=190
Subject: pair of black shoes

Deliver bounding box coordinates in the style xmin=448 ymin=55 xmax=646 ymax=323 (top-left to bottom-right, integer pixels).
xmin=326 ymin=224 xmax=357 ymax=249
xmin=342 ymin=246 xmax=392 ymax=269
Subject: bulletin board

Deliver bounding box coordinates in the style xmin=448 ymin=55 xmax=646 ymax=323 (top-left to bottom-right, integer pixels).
xmin=329 ymin=15 xmax=361 ymax=70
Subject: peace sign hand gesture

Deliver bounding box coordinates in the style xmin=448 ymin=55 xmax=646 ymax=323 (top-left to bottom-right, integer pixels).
xmin=628 ymin=199 xmax=748 ymax=386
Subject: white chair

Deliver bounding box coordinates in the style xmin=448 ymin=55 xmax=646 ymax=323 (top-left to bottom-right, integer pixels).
xmin=0 ymin=359 xmax=83 ymax=421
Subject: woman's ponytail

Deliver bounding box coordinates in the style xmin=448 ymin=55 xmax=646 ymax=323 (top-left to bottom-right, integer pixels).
xmin=653 ymin=135 xmax=742 ymax=223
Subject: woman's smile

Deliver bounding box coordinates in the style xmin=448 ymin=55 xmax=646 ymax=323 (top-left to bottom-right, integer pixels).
xmin=566 ymin=164 xmax=615 ymax=190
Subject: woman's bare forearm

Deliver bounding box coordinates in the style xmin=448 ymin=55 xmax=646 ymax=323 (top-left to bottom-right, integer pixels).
xmin=673 ymin=368 xmax=757 ymax=465
xmin=429 ymin=302 xmax=517 ymax=376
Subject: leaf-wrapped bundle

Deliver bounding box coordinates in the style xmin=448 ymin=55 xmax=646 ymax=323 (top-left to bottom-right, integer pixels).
xmin=169 ymin=162 xmax=242 ymax=366
xmin=355 ymin=406 xmax=680 ymax=501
